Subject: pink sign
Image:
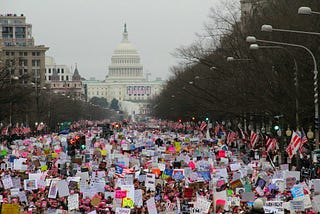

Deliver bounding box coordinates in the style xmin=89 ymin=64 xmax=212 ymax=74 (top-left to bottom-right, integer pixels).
xmin=115 ymin=190 xmax=127 ymax=199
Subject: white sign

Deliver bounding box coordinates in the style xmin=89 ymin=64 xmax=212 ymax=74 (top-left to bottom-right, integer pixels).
xmin=68 ymin=194 xmax=79 ymax=211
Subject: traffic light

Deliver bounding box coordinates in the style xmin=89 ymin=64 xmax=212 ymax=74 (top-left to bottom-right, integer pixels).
xmin=178 ymin=119 xmax=182 ymax=123
xmin=273 ymin=125 xmax=280 ymax=131
xmin=191 ymin=116 xmax=195 ymax=121
xmin=205 ymin=117 xmax=209 ymax=122
xmin=79 ymin=135 xmax=86 ymax=150
xmin=67 ymin=139 xmax=76 ymax=157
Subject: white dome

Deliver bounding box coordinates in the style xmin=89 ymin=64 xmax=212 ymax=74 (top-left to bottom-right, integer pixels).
xmin=106 ymin=24 xmax=145 ymax=82
xmin=114 ymin=41 xmax=138 ymax=55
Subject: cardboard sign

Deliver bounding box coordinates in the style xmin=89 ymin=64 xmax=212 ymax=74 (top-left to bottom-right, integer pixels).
xmin=1 ymin=204 xmax=19 ymax=214
xmin=89 ymin=196 xmax=100 ymax=207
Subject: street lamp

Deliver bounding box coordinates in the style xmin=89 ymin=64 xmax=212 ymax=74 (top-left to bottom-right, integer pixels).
xmin=298 ymin=7 xmax=320 ymax=15
xmin=261 ymin=24 xmax=320 ymax=36
xmin=249 ymin=44 xmax=300 ymax=129
xmin=246 ymin=36 xmax=319 ymax=148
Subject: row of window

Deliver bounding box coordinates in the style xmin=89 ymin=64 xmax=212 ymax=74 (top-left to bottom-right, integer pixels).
xmin=45 ymin=75 xmax=69 ymax=81
xmin=45 ymin=68 xmax=65 ymax=74
xmin=5 ymin=51 xmax=41 ymax=56
xmin=52 ymin=83 xmax=81 ymax=88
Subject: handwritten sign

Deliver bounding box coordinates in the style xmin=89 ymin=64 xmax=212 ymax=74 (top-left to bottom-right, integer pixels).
xmin=115 ymin=207 xmax=131 ymax=214
xmin=115 ymin=190 xmax=127 ymax=199
xmin=146 ymin=197 xmax=157 ymax=214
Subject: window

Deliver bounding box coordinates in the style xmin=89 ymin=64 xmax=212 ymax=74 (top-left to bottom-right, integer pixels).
xmin=32 ymin=60 xmax=40 ymax=67
xmin=61 ymin=68 xmax=64 ymax=73
xmin=57 ymin=68 xmax=60 ymax=73
xmin=61 ymin=76 xmax=64 ymax=81
xmin=66 ymin=76 xmax=69 ymax=81
xmin=48 ymin=68 xmax=51 ymax=74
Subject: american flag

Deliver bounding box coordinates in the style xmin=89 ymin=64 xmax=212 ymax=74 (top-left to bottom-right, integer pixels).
xmin=22 ymin=127 xmax=31 ymax=135
xmin=11 ymin=127 xmax=19 ymax=135
xmin=299 ymin=129 xmax=308 ymax=154
xmin=240 ymin=128 xmax=249 ymax=143
xmin=250 ymin=131 xmax=259 ymax=149
xmin=226 ymin=131 xmax=238 ymax=145
xmin=286 ymin=131 xmax=301 ymax=159
xmin=265 ymin=136 xmax=277 ymax=152
xmin=115 ymin=167 xmax=135 ymax=178
xmin=199 ymin=121 xmax=207 ymax=132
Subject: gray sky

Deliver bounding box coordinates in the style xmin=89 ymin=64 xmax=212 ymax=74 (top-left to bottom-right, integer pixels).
xmin=1 ymin=0 xmax=219 ymax=81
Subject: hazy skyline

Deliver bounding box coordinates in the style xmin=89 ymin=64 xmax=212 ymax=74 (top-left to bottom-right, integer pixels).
xmin=1 ymin=0 xmax=219 ymax=81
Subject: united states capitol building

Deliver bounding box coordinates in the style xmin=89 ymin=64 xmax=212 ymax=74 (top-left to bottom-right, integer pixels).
xmin=83 ymin=24 xmax=163 ymax=119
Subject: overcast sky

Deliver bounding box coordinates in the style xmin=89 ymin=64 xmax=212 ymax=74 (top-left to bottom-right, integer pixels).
xmin=1 ymin=0 xmax=219 ymax=81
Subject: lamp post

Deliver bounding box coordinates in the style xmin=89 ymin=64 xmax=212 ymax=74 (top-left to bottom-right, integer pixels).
xmin=246 ymin=36 xmax=319 ymax=148
xmin=261 ymin=24 xmax=320 ymax=36
xmin=250 ymin=44 xmax=300 ymax=129
xmin=298 ymin=7 xmax=320 ymax=15
xmin=226 ymin=56 xmax=252 ymax=62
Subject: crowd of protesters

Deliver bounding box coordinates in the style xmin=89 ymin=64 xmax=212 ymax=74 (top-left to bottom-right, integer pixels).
xmin=0 ymin=119 xmax=318 ymax=213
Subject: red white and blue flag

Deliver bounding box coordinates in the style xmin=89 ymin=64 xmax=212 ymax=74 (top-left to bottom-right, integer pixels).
xmin=250 ymin=131 xmax=259 ymax=149
xmin=286 ymin=131 xmax=301 ymax=159
xmin=265 ymin=136 xmax=277 ymax=152
xmin=226 ymin=131 xmax=238 ymax=145
xmin=299 ymin=129 xmax=308 ymax=154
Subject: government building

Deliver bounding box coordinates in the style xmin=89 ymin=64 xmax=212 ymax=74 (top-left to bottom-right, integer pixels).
xmin=83 ymin=24 xmax=163 ymax=119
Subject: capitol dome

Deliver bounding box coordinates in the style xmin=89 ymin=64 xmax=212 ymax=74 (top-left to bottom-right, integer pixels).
xmin=106 ymin=24 xmax=145 ymax=82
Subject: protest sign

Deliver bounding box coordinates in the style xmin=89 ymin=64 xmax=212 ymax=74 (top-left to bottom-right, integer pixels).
xmin=134 ymin=189 xmax=143 ymax=207
xmin=184 ymin=187 xmax=193 ymax=198
xmin=228 ymin=196 xmax=240 ymax=207
xmin=265 ymin=201 xmax=284 ymax=214
xmin=2 ymin=175 xmax=13 ymax=189
xmin=1 ymin=204 xmax=19 ymax=214
xmin=146 ymin=197 xmax=157 ymax=214
xmin=291 ymin=186 xmax=304 ymax=198
xmin=68 ymin=194 xmax=79 ymax=211
xmin=120 ymin=185 xmax=135 ymax=203
xmin=145 ymin=173 xmax=155 ymax=191
xmin=230 ymin=179 xmax=242 ymax=189
xmin=115 ymin=208 xmax=131 ymax=214
xmin=115 ymin=190 xmax=127 ymax=199
xmin=57 ymin=180 xmax=70 ymax=197
xmin=48 ymin=180 xmax=58 ymax=198
xmin=24 ymin=179 xmax=37 ymax=191
xmin=290 ymin=200 xmax=304 ymax=212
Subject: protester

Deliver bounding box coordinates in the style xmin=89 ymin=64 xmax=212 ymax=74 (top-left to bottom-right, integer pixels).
xmin=0 ymin=119 xmax=317 ymax=213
